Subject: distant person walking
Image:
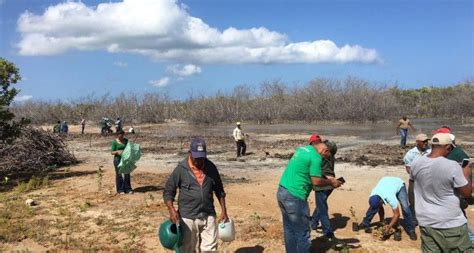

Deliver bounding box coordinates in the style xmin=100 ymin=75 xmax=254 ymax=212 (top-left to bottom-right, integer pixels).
xmin=396 ymin=115 xmax=415 ymax=148
xmin=163 ymin=137 xmax=229 ymax=252
xmin=80 ymin=118 xmax=86 ymax=134
xmin=277 ymin=141 xmax=341 ymax=253
xmin=410 ymin=133 xmax=472 ymax=252
xmin=233 ymin=122 xmax=247 ymax=157
xmin=53 ymin=120 xmax=61 ymax=133
xmin=111 ymin=130 xmax=132 ymax=194
xmin=359 ymin=176 xmax=417 ymax=240
xmin=115 ymin=117 xmax=123 ymax=133
xmin=61 ymin=121 xmax=69 ymax=135
xmin=310 ymin=134 xmax=341 ymax=243
xmin=403 ymin=133 xmax=430 ymax=223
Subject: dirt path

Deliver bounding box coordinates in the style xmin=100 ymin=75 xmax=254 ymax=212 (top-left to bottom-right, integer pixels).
xmin=2 ymin=123 xmax=474 ymax=252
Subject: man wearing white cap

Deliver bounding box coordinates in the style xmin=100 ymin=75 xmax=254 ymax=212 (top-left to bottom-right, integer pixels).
xmin=409 ymin=133 xmax=472 ymax=252
xmin=233 ymin=122 xmax=247 ymax=157
xmin=403 ymin=133 xmax=431 ymax=224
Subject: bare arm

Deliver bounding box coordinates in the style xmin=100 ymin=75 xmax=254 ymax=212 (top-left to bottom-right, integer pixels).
xmin=408 ymin=122 xmax=416 ymax=131
xmin=217 ymin=196 xmax=229 ymax=223
xmin=396 ymin=122 xmax=401 ymax=133
xmin=165 ymin=200 xmax=180 ymax=224
xmin=111 ymin=150 xmax=123 ymax=155
xmin=405 ymin=166 xmax=411 ymax=175
xmin=311 ymin=176 xmax=341 ymax=188
xmin=456 ymin=164 xmax=472 ymax=198
xmin=386 ymin=207 xmax=400 ymax=231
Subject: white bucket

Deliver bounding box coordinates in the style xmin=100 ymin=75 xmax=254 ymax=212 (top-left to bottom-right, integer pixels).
xmin=218 ymin=219 xmax=235 ymax=242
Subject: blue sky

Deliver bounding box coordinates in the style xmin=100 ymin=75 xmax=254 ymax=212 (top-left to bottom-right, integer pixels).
xmin=1 ymin=0 xmax=473 ymax=102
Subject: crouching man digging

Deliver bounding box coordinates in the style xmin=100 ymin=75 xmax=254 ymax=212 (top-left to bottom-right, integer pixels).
xmin=359 ymin=176 xmax=417 ymax=241
xmin=163 ymin=137 xmax=229 ymax=253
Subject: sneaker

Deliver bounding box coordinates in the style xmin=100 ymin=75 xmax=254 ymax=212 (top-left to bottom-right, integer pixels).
xmin=409 ymin=231 xmax=417 ymax=241
xmin=118 ymin=192 xmax=125 ymax=195
xmin=126 ymin=190 xmax=134 ymax=194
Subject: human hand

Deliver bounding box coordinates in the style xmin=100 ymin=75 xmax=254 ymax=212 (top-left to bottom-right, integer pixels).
xmin=384 ymin=225 xmax=394 ymax=236
xmin=169 ymin=208 xmax=180 ymax=224
xmin=218 ymin=212 xmax=229 ymax=223
xmin=328 ymin=177 xmax=342 ymax=188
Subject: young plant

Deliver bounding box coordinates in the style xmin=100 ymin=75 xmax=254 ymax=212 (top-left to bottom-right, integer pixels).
xmin=96 ymin=165 xmax=104 ymax=192
xmin=349 ymin=206 xmax=358 ymax=223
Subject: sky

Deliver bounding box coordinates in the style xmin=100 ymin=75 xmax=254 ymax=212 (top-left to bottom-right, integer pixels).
xmin=0 ymin=0 xmax=473 ymax=102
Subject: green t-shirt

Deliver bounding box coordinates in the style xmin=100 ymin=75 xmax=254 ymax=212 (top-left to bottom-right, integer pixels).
xmin=111 ymin=138 xmax=128 ymax=158
xmin=279 ymin=145 xmax=323 ymax=200
xmin=447 ymin=146 xmax=470 ymax=167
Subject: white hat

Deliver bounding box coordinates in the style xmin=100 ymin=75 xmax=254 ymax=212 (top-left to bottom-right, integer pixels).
xmin=431 ymin=133 xmax=455 ymax=147
xmin=415 ymin=134 xmax=429 ymax=141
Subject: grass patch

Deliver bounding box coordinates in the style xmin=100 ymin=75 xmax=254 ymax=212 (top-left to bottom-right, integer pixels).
xmin=15 ymin=176 xmax=50 ymax=194
xmin=0 ymin=194 xmax=36 ymax=243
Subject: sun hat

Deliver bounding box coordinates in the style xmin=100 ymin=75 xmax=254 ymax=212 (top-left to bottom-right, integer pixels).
xmin=431 ymin=133 xmax=455 ymax=147
xmin=415 ymin=134 xmax=430 ymax=142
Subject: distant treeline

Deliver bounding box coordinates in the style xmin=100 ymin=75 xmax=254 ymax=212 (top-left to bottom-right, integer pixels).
xmin=12 ymin=77 xmax=474 ymax=125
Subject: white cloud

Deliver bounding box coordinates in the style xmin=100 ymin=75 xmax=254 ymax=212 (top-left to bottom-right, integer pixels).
xmin=114 ymin=61 xmax=127 ymax=67
xmin=16 ymin=0 xmax=381 ymax=64
xmin=14 ymin=95 xmax=33 ymax=102
xmin=149 ymin=77 xmax=170 ymax=87
xmin=167 ymin=64 xmax=201 ymax=77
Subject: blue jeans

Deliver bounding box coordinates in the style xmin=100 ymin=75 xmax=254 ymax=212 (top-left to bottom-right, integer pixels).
xmin=362 ymin=185 xmax=415 ymax=233
xmin=400 ymin=129 xmax=408 ymax=147
xmin=311 ymin=190 xmax=334 ymax=237
xmin=277 ymin=186 xmax=311 ymax=253
xmin=114 ymin=156 xmax=132 ymax=193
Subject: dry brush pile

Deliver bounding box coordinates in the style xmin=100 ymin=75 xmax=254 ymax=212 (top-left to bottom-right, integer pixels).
xmin=0 ymin=127 xmax=77 ymax=176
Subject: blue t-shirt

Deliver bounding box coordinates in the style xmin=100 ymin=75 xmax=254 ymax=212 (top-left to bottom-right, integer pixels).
xmin=403 ymin=147 xmax=431 ymax=166
xmin=370 ymin=177 xmax=404 ymax=209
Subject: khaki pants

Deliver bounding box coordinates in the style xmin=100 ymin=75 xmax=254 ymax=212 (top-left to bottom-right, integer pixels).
xmin=181 ymin=216 xmax=217 ymax=253
xmin=421 ymin=224 xmax=473 ymax=253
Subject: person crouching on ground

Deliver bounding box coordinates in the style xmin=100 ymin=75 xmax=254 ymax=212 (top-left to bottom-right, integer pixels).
xmin=163 ymin=137 xmax=229 ymax=253
xmin=277 ymin=141 xmax=342 ymax=253
xmin=359 ymin=176 xmax=417 ymax=241
xmin=410 ymin=133 xmax=472 ymax=252
xmin=309 ymin=134 xmax=340 ymax=242
xmin=111 ymin=130 xmax=132 ymax=194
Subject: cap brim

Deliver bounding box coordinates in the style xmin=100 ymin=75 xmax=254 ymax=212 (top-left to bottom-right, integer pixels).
xmin=191 ymin=151 xmax=207 ymax=158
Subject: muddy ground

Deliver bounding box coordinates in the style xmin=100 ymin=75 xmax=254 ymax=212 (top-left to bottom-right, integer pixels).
xmin=1 ymin=122 xmax=473 ymax=252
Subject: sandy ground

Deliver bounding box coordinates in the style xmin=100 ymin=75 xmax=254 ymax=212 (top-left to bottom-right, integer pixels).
xmin=2 ymin=122 xmax=474 ymax=252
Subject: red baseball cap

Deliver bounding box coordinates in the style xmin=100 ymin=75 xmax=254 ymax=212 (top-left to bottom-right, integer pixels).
xmin=433 ymin=127 xmax=451 ymax=134
xmin=309 ymin=134 xmax=322 ymax=144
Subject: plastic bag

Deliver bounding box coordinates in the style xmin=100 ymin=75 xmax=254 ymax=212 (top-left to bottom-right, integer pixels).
xmin=118 ymin=142 xmax=141 ymax=174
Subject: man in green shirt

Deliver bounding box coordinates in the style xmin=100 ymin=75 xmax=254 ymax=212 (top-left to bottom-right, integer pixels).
xmin=277 ymin=139 xmax=341 ymax=253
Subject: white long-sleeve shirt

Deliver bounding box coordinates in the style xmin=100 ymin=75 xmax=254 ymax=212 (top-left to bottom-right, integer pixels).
xmin=233 ymin=127 xmax=245 ymax=141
